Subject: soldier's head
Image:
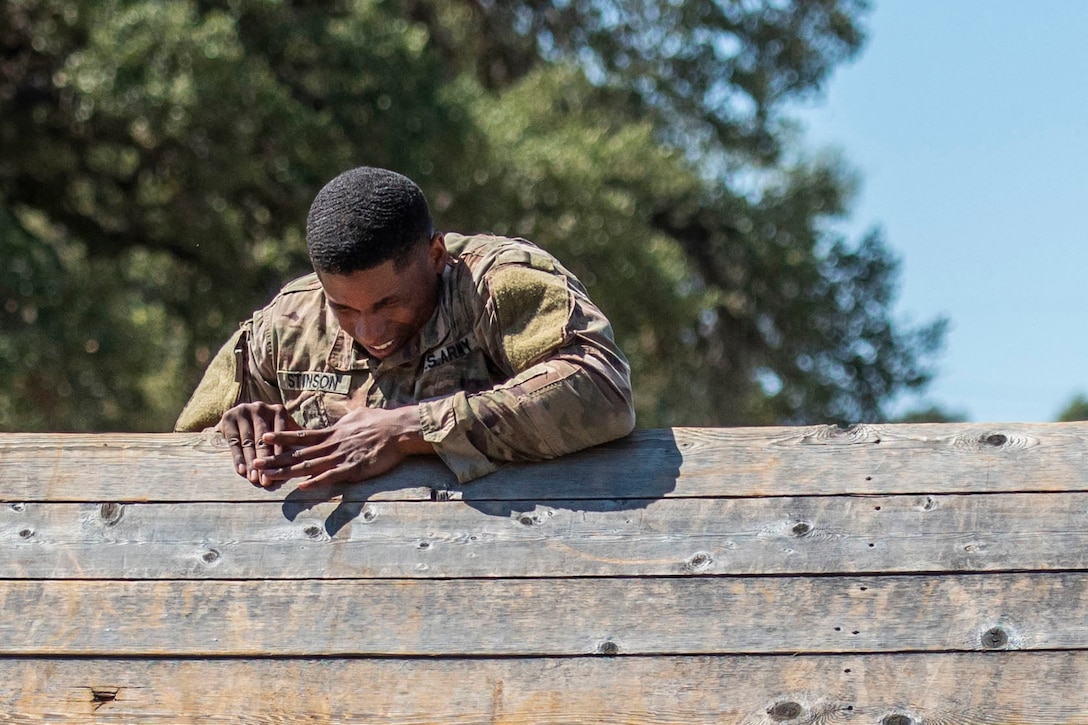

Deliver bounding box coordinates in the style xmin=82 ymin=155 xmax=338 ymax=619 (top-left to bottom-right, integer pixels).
xmin=306 ymin=166 xmax=448 ymax=360
xmin=306 ymin=166 xmax=436 ymax=273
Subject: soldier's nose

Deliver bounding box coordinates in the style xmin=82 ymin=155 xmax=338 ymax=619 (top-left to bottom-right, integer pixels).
xmin=354 ymin=319 xmax=389 ymax=346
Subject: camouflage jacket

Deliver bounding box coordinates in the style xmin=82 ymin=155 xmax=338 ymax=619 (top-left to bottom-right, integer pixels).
xmin=175 ymin=233 xmax=635 ymax=483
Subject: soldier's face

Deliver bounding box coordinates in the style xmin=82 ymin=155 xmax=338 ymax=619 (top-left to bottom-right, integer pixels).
xmin=319 ymin=235 xmax=449 ymax=360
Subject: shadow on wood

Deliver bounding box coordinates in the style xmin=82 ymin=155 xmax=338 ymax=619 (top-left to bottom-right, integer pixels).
xmin=280 ymin=431 xmax=682 ymax=535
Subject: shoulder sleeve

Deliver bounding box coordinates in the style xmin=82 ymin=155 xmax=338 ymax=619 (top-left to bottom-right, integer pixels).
xmin=174 ymin=329 xmax=245 ymax=432
xmin=173 ymin=282 xmax=301 ymax=432
xmin=418 ymin=240 xmax=635 ymax=482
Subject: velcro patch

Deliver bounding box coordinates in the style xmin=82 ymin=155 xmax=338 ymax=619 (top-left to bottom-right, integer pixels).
xmin=277 ymin=370 xmax=352 ymax=395
xmin=490 ymin=266 xmax=571 ymax=371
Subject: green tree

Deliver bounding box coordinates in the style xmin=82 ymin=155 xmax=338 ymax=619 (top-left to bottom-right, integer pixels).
xmin=892 ymin=404 xmax=966 ymax=424
xmin=1057 ymin=394 xmax=1088 ymax=422
xmin=2 ymin=0 xmax=467 ymax=428
xmin=0 ymin=0 xmax=944 ymax=431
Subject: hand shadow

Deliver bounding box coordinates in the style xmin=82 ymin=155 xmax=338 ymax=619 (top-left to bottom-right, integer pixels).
xmin=280 ymin=460 xmax=451 ymax=536
xmin=281 ymin=486 xmax=367 ymax=537
xmin=279 ymin=430 xmax=682 ymax=533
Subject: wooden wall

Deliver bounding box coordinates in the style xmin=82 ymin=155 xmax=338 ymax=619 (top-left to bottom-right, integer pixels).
xmin=3 ymin=423 xmax=1088 ymax=722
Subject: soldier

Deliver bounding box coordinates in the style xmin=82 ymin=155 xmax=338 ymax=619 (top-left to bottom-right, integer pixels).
xmin=176 ymin=166 xmax=635 ymax=488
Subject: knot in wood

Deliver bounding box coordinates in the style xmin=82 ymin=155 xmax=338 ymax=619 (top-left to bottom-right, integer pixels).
xmin=304 ymin=525 xmax=323 ymax=539
xmin=361 ymin=506 xmax=377 ymax=523
xmin=790 ymin=522 xmax=812 ymax=537
xmin=767 ymin=701 xmax=803 ymax=721
xmin=18 ymin=528 xmax=34 ymax=539
xmin=799 ymin=423 xmax=882 ymax=446
xmin=9 ymin=502 xmax=24 ymax=512
xmin=597 ymin=640 xmax=620 ymax=656
xmin=686 ymin=552 xmax=713 ymax=572
xmin=201 ymin=549 xmax=220 ymax=564
xmin=515 ymin=509 xmax=553 ymax=527
xmin=882 ymin=715 xmax=915 ymax=725
xmin=982 ymin=626 xmax=1009 ymax=649
xmin=99 ymin=502 xmax=124 ymax=526
xmin=984 ymin=433 xmax=1008 ymax=447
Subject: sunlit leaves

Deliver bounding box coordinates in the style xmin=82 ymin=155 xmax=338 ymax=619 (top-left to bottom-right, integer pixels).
xmin=0 ymin=0 xmax=941 ymax=431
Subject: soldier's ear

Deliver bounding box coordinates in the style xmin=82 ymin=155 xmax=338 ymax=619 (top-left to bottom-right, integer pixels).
xmin=428 ymin=233 xmax=448 ymax=273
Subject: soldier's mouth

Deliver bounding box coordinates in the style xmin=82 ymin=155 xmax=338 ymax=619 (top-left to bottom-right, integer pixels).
xmin=365 ymin=338 xmax=400 ymax=358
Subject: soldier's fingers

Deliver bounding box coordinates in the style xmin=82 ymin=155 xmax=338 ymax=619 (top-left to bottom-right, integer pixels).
xmin=256 ymin=437 xmax=274 ymax=461
xmin=262 ymin=427 xmax=327 ymax=448
xmin=219 ymin=419 xmax=247 ymax=476
xmin=253 ymin=450 xmax=290 ymax=470
xmin=255 ymin=422 xmax=274 ymax=460
xmin=235 ymin=416 xmax=260 ymax=485
xmin=256 ymin=476 xmax=284 ymax=492
xmin=254 ymin=438 xmax=334 ymax=471
xmin=297 ymin=461 xmax=359 ymax=490
xmin=262 ymin=453 xmax=341 ymax=484
xmin=252 ymin=409 xmax=277 ymax=460
xmin=272 ymin=408 xmax=293 ymax=457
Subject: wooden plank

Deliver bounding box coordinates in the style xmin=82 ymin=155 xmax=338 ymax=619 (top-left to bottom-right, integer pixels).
xmin=3 ymin=423 xmax=1088 ymax=503
xmin=0 ymin=432 xmax=439 ymax=503
xmin=2 ymin=573 xmax=1086 ymax=656
xmin=6 ymin=492 xmax=1088 ymax=579
xmin=2 ymin=653 xmax=1087 ymax=723
xmin=462 ymin=421 xmax=1088 ymax=502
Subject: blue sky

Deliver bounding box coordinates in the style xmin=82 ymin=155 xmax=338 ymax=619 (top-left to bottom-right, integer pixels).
xmin=794 ymin=0 xmax=1088 ymax=423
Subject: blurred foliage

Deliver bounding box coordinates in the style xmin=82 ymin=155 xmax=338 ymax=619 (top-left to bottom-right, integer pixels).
xmin=891 ymin=404 xmax=967 ymax=424
xmin=1057 ymin=394 xmax=1088 ymax=422
xmin=0 ymin=0 xmax=944 ymax=431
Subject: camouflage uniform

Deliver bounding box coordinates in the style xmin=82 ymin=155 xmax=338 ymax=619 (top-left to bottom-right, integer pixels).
xmin=176 ymin=233 xmax=635 ymax=483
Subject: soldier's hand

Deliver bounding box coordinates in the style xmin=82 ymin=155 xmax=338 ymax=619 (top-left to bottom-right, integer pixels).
xmin=218 ymin=402 xmax=300 ymax=487
xmin=254 ymin=405 xmax=432 ymax=489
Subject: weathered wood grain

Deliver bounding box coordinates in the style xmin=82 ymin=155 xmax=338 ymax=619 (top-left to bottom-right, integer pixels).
xmin=2 ymin=573 xmax=1086 ymax=656
xmin=3 ymin=422 xmax=1087 ymax=503
xmin=4 ymin=425 xmax=1087 ymax=721
xmin=5 ymin=492 xmax=1088 ymax=579
xmin=0 ymin=432 xmax=440 ymax=503
xmin=2 ymin=652 xmax=1087 ymax=723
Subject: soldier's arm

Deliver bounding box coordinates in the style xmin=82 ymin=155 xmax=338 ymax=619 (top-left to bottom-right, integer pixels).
xmin=417 ymin=263 xmax=635 ymax=484
xmin=175 ymin=309 xmax=297 ymax=485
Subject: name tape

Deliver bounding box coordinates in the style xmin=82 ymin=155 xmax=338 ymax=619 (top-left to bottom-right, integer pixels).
xmin=277 ymin=370 xmax=352 ymax=395
xmin=423 ymin=336 xmax=474 ymax=371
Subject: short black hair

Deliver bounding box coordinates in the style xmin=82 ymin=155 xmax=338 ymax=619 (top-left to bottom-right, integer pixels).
xmin=306 ymin=166 xmax=433 ymax=274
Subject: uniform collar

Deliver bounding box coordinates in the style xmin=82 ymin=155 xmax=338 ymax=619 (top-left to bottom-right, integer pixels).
xmin=325 ymin=305 xmax=362 ymax=371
